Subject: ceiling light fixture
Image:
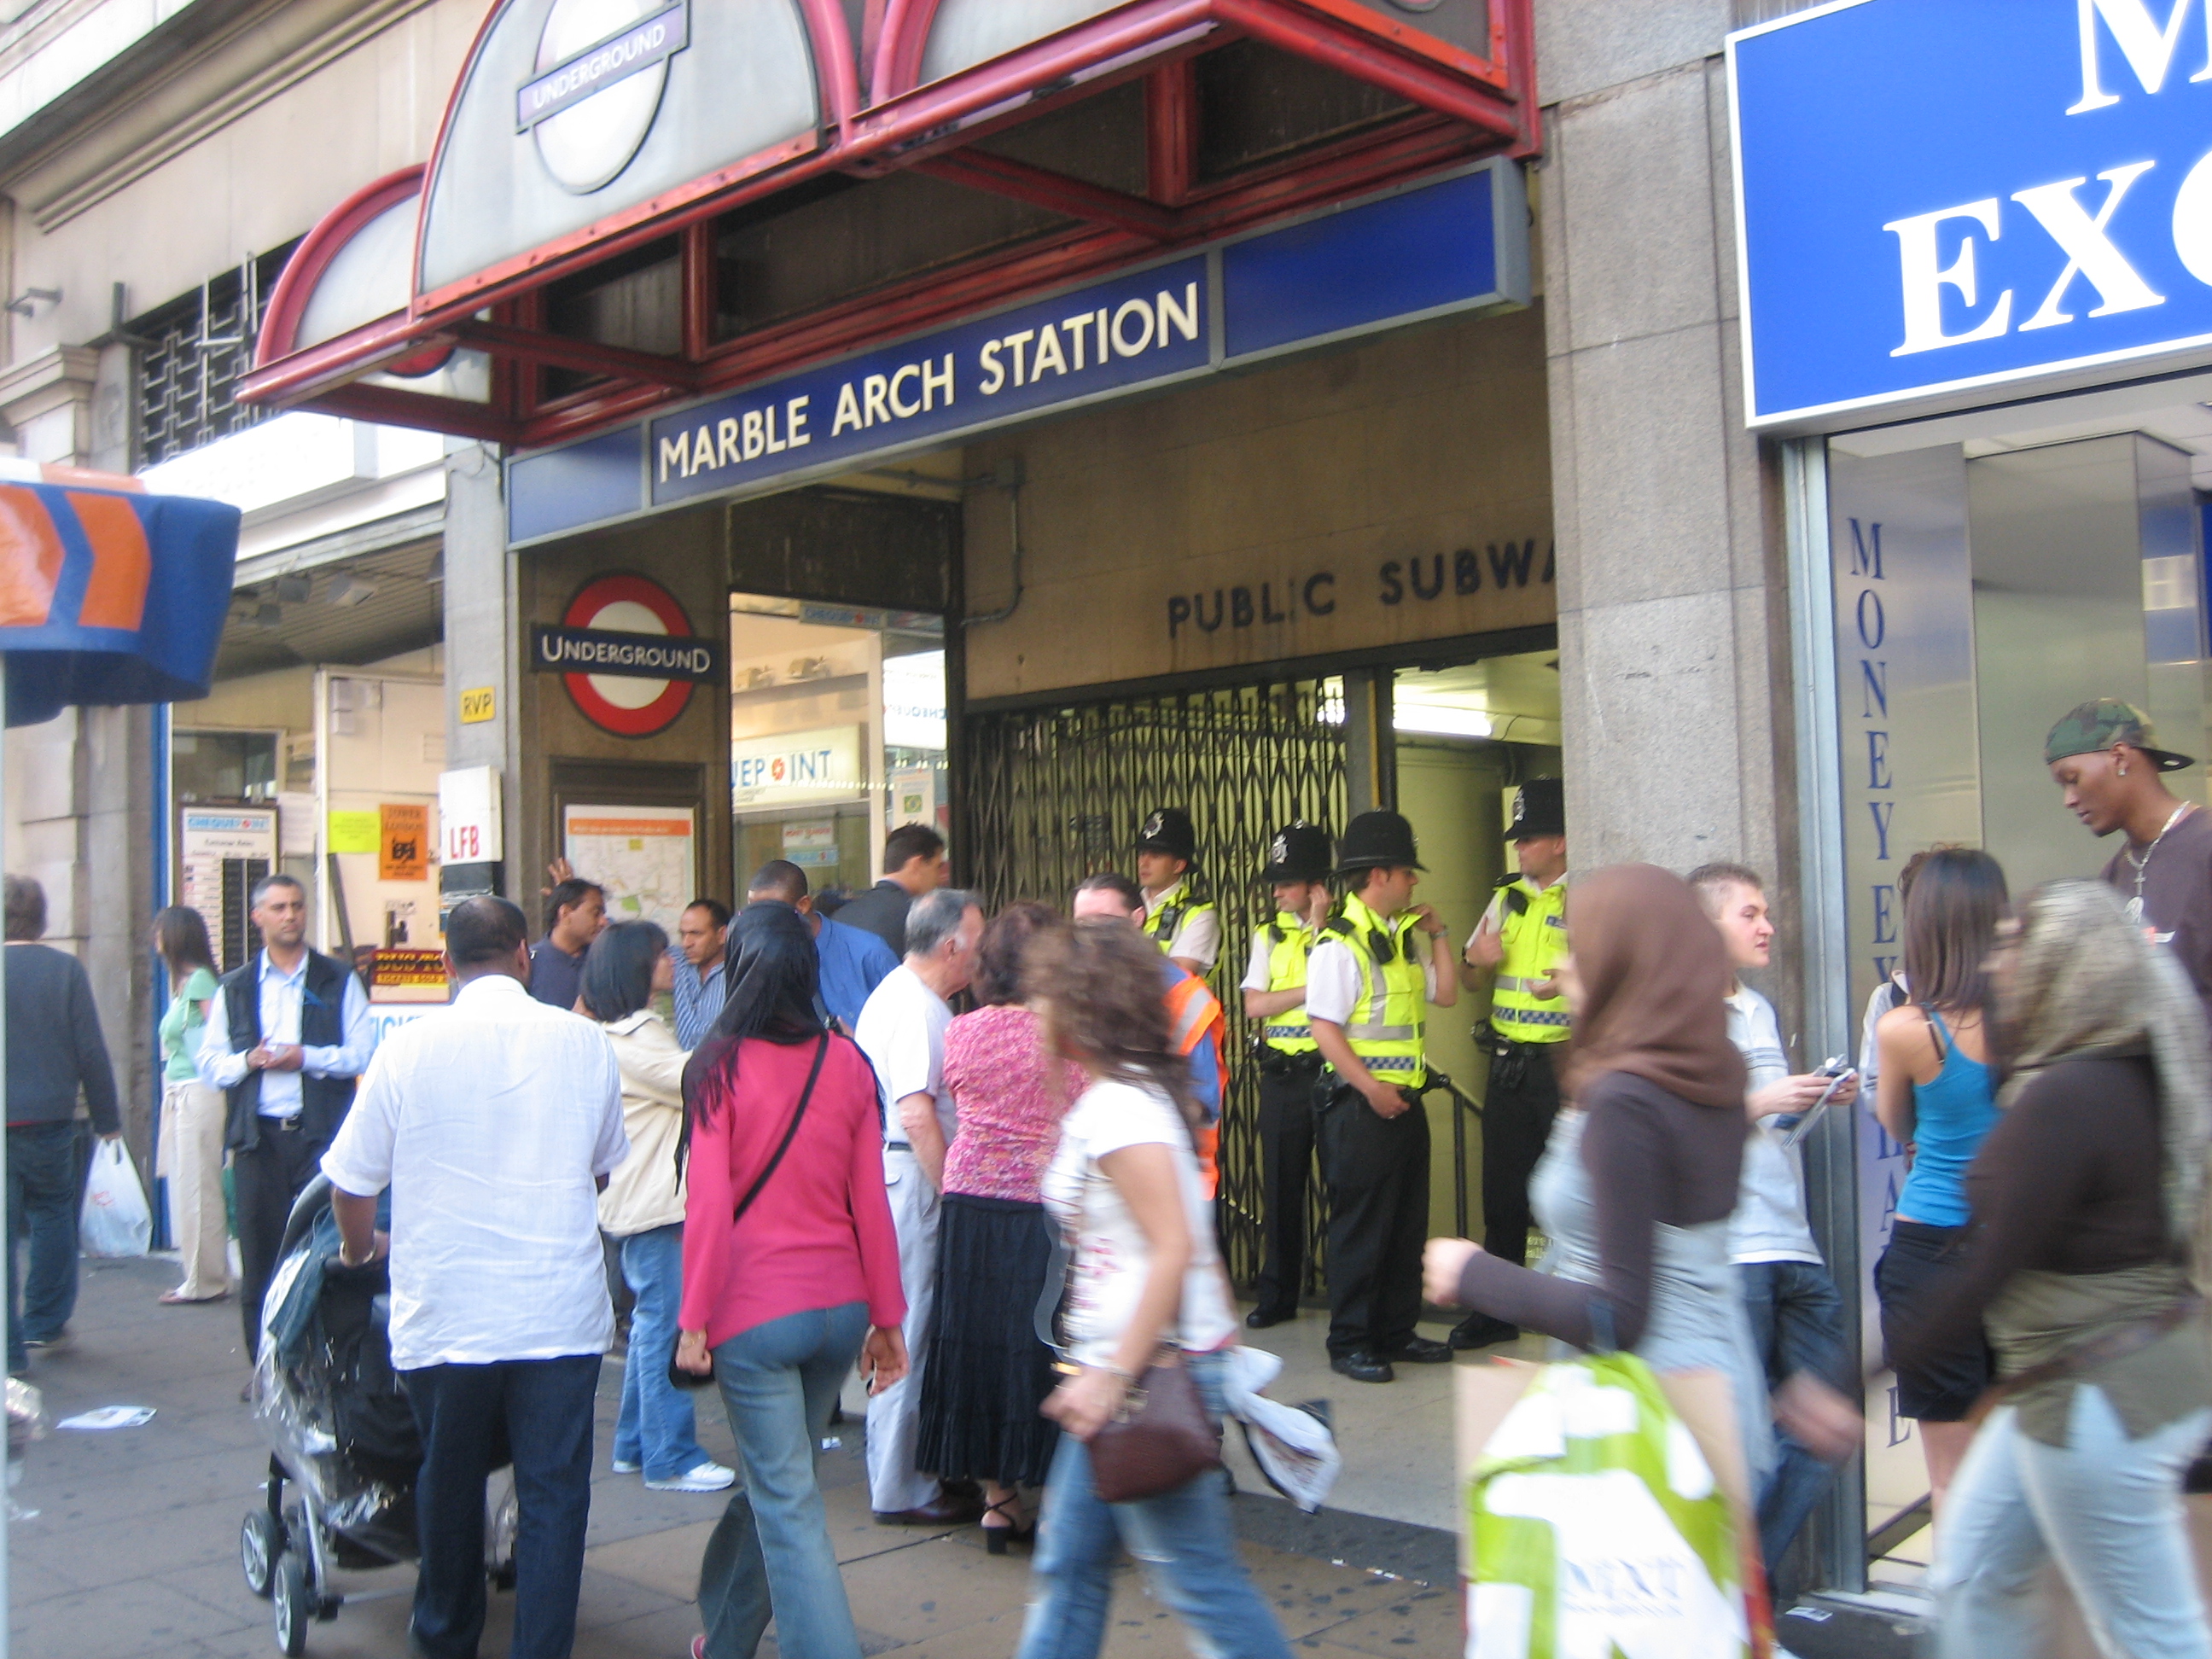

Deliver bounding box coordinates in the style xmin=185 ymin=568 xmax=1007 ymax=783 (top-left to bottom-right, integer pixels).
xmin=325 ymin=573 xmax=379 ymax=608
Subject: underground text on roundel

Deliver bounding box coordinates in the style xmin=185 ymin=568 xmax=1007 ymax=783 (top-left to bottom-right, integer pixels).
xmin=529 ymin=623 xmax=722 ymax=681
xmin=648 ymin=257 xmax=1210 ymax=505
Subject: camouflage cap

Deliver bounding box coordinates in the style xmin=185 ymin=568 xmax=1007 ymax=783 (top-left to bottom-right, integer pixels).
xmin=2043 ymin=698 xmax=2195 ymax=772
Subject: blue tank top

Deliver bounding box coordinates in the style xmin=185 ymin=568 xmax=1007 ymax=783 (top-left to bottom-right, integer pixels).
xmin=1895 ymin=1008 xmax=1997 ymax=1228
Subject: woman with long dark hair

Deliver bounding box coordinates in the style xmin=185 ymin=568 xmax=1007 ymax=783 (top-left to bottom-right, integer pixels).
xmin=1906 ymin=882 xmax=2212 ymax=1658
xmin=1017 ymin=917 xmax=1290 ymax=1659
xmin=916 ymin=901 xmax=1081 ymax=1549
xmin=674 ymin=903 xmax=907 ymax=1659
xmin=583 ymin=920 xmax=731 ymax=1494
xmin=152 ymin=905 xmax=228 ymax=1305
xmin=1872 ymin=846 xmax=2009 ymax=1514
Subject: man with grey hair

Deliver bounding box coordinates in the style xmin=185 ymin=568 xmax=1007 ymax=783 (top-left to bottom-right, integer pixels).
xmin=853 ymin=884 xmax=983 ymax=1524
xmin=3 ymin=875 xmax=119 ymax=1371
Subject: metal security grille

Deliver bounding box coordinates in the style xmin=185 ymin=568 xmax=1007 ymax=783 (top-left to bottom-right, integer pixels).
xmin=961 ymin=679 xmax=1347 ymax=1285
xmin=135 ymin=246 xmax=296 ymax=466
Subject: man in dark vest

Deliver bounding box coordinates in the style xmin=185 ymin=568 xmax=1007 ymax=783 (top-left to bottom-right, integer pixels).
xmin=196 ymin=873 xmax=372 ymax=1359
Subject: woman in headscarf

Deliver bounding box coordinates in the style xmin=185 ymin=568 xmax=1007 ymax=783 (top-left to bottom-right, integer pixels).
xmin=1903 ymin=881 xmax=2212 ymax=1659
xmin=1423 ymin=863 xmax=1784 ymax=1485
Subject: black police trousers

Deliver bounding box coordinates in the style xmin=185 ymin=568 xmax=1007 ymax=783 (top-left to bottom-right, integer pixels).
xmin=1481 ymin=1042 xmax=1561 ymax=1267
xmin=1316 ymin=1082 xmax=1429 ymax=1359
xmin=1252 ymin=1063 xmax=1321 ymax=1320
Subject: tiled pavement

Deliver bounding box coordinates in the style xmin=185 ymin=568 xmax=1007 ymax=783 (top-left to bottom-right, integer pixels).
xmin=9 ymin=1257 xmax=1460 ymax=1659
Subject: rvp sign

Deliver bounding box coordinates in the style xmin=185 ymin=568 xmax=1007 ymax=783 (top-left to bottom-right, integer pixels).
xmin=1732 ymin=0 xmax=2212 ymax=427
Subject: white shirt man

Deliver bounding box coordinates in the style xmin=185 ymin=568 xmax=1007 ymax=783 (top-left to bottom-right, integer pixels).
xmin=323 ymin=897 xmax=626 ymax=1659
xmin=851 ymin=887 xmax=982 ymax=1523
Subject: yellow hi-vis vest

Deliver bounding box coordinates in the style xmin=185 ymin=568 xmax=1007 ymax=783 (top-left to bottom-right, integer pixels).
xmin=1143 ymin=876 xmax=1216 ymax=960
xmin=1256 ymin=913 xmax=1318 ymax=1054
xmin=1491 ymin=873 xmax=1570 ymax=1044
xmin=1317 ymin=891 xmax=1429 ymax=1090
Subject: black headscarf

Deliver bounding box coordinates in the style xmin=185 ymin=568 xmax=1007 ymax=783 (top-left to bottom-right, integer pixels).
xmin=678 ymin=902 xmax=829 ymax=1169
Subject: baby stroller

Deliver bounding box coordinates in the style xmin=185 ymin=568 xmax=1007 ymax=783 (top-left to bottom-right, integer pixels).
xmin=237 ymin=1175 xmax=516 ymax=1656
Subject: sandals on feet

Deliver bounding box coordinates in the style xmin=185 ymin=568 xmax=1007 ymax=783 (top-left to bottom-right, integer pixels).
xmin=981 ymin=1497 xmax=1034 ymax=1555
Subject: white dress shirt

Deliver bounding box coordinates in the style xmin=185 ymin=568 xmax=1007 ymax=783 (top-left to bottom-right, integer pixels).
xmin=853 ymin=964 xmax=954 ymax=1145
xmin=319 ymin=973 xmax=628 ymax=1371
xmin=195 ymin=951 xmax=373 ymax=1118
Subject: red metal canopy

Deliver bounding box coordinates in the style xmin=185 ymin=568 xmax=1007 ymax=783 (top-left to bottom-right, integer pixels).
xmin=243 ymin=0 xmax=1535 ymax=451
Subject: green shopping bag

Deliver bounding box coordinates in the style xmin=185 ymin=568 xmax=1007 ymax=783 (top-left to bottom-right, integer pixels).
xmin=1458 ymin=1353 xmax=1764 ymax=1659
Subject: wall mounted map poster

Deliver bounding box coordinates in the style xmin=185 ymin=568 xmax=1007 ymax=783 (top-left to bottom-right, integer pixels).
xmin=563 ymin=804 xmax=695 ymax=937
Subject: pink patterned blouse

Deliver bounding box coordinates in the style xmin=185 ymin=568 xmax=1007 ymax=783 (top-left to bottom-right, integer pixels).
xmin=940 ymin=1004 xmax=1084 ymax=1203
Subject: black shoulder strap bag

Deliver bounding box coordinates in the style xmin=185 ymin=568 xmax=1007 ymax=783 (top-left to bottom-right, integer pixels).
xmin=670 ymin=1033 xmax=832 ymax=1391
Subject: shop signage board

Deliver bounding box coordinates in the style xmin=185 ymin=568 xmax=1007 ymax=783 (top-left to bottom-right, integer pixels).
xmin=178 ymin=807 xmax=276 ymax=971
xmin=438 ymin=764 xmax=504 ymax=864
xmin=731 ymin=724 xmax=865 ymax=808
xmin=367 ymin=947 xmax=451 ymax=1004
xmin=1732 ymin=0 xmax=2212 ymax=428
xmin=506 ymin=160 xmax=1530 ymax=545
xmin=781 ymin=818 xmax=838 ymax=869
xmin=562 ymin=803 xmax=695 ymax=935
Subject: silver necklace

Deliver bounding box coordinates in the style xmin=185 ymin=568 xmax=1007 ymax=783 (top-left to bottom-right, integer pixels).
xmin=2124 ymin=801 xmax=2193 ymax=924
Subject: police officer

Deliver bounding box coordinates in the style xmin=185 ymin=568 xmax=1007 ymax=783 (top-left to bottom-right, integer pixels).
xmin=1306 ymin=810 xmax=1459 ymax=1382
xmin=1453 ymin=777 xmax=1569 ymax=1350
xmin=1137 ymin=807 xmax=1220 ymax=976
xmin=1238 ymin=823 xmax=1334 ymax=1330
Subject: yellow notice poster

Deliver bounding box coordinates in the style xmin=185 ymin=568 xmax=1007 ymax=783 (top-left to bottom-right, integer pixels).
xmin=328 ymin=810 xmax=379 ymax=854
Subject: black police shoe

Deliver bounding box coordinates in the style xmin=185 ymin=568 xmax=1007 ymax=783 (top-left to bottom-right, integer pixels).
xmin=1330 ymin=1351 xmax=1394 ymax=1384
xmin=1244 ymin=1306 xmax=1295 ymax=1330
xmin=1448 ymin=1313 xmax=1521 ymax=1351
xmin=1387 ymin=1336 xmax=1453 ymax=1364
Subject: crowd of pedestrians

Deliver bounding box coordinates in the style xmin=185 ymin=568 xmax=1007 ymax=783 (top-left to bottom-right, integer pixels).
xmin=10 ymin=690 xmax=2212 ymax=1656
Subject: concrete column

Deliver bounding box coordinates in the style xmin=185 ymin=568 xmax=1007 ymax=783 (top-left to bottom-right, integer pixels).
xmin=440 ymin=442 xmax=519 ymax=899
xmin=1538 ymin=2 xmax=1795 ymax=906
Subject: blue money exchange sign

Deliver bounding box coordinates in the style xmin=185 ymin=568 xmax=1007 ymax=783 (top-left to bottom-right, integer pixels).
xmin=1732 ymin=0 xmax=2212 ymax=428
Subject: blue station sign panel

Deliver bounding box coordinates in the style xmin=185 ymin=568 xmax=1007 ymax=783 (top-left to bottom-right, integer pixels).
xmin=650 ymin=257 xmax=1208 ymax=509
xmin=506 ymin=159 xmax=1529 ymax=546
xmin=1732 ymin=0 xmax=2212 ymax=428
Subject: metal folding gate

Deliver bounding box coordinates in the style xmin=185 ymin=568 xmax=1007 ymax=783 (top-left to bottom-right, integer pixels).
xmin=960 ymin=678 xmax=1347 ymax=1284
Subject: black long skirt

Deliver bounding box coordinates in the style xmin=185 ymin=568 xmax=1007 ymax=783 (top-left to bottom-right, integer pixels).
xmin=915 ymin=1193 xmax=1062 ymax=1489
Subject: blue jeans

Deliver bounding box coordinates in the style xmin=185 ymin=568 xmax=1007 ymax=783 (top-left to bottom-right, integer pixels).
xmin=401 ymin=1354 xmax=600 ymax=1659
xmin=1740 ymin=1259 xmax=1848 ymax=1569
xmin=698 ymin=1301 xmax=870 ymax=1659
xmin=1016 ymin=1351 xmax=1293 ymax=1659
xmin=1930 ymin=1388 xmax=2212 ymax=1659
xmin=615 ymin=1225 xmax=708 ymax=1481
xmin=8 ymin=1121 xmax=84 ymax=1369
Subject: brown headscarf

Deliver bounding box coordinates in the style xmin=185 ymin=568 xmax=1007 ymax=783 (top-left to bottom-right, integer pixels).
xmin=1561 ymin=863 xmax=1747 ymax=1111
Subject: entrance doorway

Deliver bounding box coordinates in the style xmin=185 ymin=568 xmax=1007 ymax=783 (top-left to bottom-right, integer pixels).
xmin=727 ymin=594 xmax=948 ymax=901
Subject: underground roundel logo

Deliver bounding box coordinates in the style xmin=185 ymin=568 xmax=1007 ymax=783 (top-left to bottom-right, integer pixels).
xmin=562 ymin=573 xmax=697 ymax=736
xmin=520 ymin=0 xmax=689 ymax=195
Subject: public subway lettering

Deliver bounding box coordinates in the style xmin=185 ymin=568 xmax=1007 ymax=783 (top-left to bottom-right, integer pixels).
xmin=1377 ymin=542 xmax=1554 ymax=606
xmin=1165 ymin=543 xmax=1552 ymax=639
xmin=656 ymin=284 xmax=1202 ymax=486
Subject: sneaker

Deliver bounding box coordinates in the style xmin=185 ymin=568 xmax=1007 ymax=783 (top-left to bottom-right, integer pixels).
xmin=646 ymin=1461 xmax=736 ymax=1493
xmin=611 ymin=1458 xmax=641 ymax=1474
xmin=22 ymin=1330 xmax=68 ymax=1353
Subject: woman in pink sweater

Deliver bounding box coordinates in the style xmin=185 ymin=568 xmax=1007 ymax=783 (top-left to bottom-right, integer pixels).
xmin=675 ymin=904 xmax=907 ymax=1659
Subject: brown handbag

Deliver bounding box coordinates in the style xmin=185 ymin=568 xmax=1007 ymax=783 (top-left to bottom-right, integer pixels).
xmin=1085 ymin=1350 xmax=1224 ymax=1504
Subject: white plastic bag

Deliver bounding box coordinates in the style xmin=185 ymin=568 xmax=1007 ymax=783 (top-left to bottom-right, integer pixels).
xmin=79 ymin=1139 xmax=151 ymax=1257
